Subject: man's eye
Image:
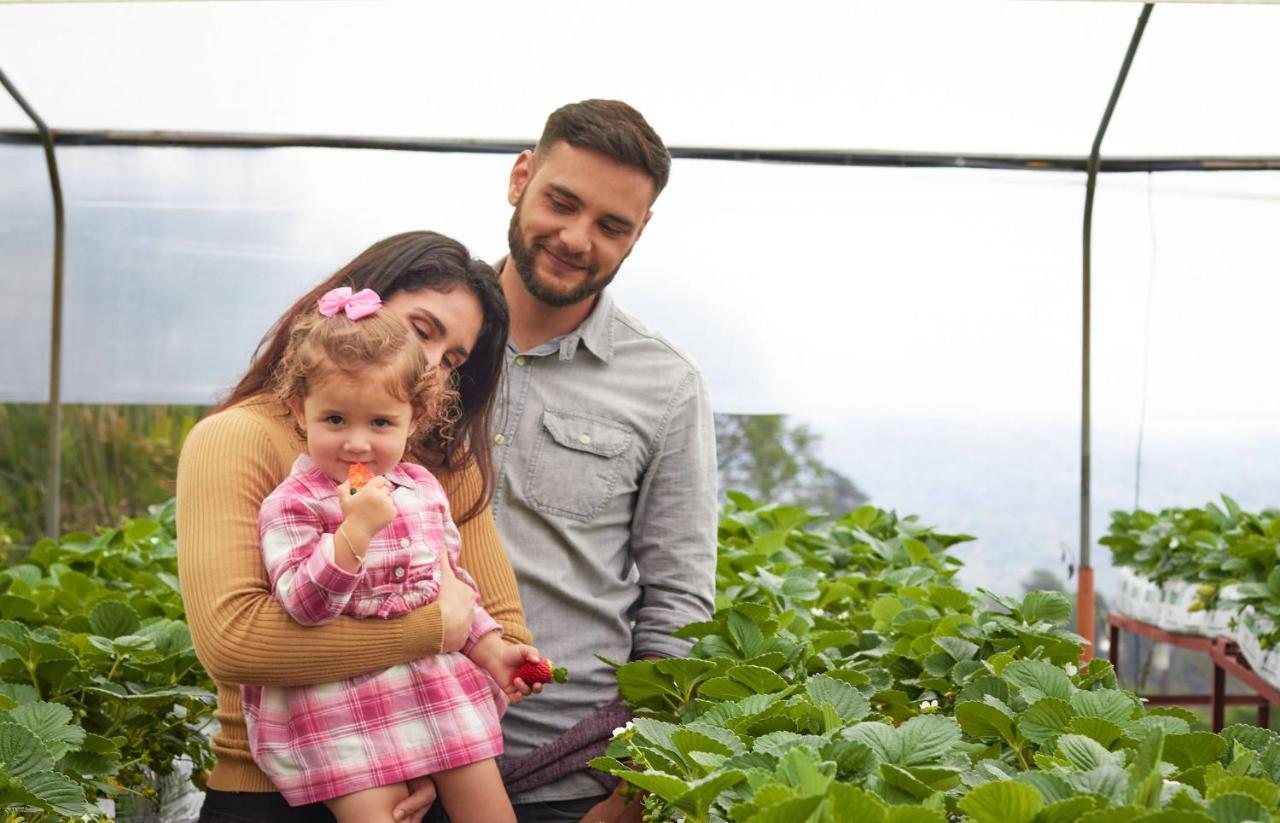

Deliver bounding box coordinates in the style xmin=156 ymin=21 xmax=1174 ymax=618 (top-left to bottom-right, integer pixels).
xmin=549 ymin=198 xmax=572 ymax=213
xmin=325 ymin=415 xmax=344 ymax=425
xmin=600 ymin=224 xmax=625 ymax=238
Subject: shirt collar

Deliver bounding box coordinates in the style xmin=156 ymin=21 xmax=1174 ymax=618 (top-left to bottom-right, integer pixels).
xmin=493 ymin=256 xmax=616 ymax=365
xmin=290 ymin=454 xmax=417 ymax=499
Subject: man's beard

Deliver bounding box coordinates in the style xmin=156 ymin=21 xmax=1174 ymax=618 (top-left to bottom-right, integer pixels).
xmin=507 ymin=205 xmax=622 ymax=308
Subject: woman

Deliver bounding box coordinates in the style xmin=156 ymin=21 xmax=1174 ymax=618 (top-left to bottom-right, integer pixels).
xmin=177 ymin=231 xmax=531 ymax=823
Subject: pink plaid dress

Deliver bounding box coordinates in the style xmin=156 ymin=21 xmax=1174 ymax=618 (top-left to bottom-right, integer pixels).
xmin=242 ymin=455 xmax=506 ymax=806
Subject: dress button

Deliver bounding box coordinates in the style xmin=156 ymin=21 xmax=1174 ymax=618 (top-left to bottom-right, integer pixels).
xmin=494 ymin=433 xmax=506 ymax=445
xmin=515 ymin=355 xmax=527 ymax=366
xmin=395 ymin=567 xmax=406 ymax=579
xmin=579 ymin=434 xmax=591 ymax=445
xmin=400 ymin=538 xmax=411 ymax=549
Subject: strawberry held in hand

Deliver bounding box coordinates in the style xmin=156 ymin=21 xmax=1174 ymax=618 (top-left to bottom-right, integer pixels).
xmin=514 ymin=658 xmax=568 ymax=686
xmin=347 ymin=462 xmax=373 ymax=495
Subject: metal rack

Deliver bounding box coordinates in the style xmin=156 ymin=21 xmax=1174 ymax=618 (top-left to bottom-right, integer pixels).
xmin=1108 ymin=611 xmax=1276 ymax=732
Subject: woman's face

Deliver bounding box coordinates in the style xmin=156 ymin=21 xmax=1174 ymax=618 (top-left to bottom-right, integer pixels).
xmin=383 ymin=286 xmax=485 ymax=372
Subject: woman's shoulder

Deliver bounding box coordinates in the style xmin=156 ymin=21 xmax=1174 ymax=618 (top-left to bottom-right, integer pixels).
xmin=181 ymin=396 xmax=299 ymax=471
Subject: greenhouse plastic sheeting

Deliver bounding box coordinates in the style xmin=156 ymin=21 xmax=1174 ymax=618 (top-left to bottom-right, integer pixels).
xmin=1 ymin=1 xmax=1280 ymax=155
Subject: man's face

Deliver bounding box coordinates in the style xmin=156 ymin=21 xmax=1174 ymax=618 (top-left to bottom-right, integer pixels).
xmin=506 ymin=141 xmax=654 ymax=308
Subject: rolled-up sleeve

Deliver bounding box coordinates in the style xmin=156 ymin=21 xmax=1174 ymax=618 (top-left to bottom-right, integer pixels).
xmin=629 ymin=368 xmax=718 ymax=659
xmin=259 ymin=493 xmax=362 ymax=626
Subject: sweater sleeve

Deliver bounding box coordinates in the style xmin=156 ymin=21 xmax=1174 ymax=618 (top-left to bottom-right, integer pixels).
xmin=439 ymin=459 xmax=532 ymax=647
xmin=176 ymin=406 xmax=443 ymax=687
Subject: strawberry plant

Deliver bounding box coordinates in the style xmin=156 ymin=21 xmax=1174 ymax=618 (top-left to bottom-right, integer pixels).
xmin=0 ymin=500 xmax=216 ymax=821
xmin=593 ymin=496 xmax=1280 ymax=822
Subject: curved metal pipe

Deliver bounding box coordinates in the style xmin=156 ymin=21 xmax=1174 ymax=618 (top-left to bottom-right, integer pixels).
xmin=0 ymin=65 xmax=65 ymax=540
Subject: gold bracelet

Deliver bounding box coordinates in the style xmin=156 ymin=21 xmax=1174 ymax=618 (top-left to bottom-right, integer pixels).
xmin=335 ymin=526 xmax=365 ymax=568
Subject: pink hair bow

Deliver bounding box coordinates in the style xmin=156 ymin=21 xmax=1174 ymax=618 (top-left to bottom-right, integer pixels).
xmin=317 ymin=287 xmax=382 ymax=320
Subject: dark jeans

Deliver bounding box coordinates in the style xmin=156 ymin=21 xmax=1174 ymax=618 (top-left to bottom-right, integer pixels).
xmin=198 ymin=789 xmax=336 ymax=823
xmin=423 ymin=793 xmax=609 ymax=823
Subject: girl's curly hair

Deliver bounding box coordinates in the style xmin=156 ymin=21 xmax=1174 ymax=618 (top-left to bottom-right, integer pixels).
xmin=273 ymin=309 xmax=460 ymax=452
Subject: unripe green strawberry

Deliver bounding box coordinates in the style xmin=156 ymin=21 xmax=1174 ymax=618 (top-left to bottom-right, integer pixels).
xmin=1197 ymin=583 xmax=1218 ymax=598
xmin=514 ymin=658 xmax=568 ymax=685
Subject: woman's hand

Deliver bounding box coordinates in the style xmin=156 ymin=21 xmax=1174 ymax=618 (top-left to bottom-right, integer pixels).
xmin=392 ymin=774 xmax=438 ymax=822
xmin=437 ymin=560 xmax=477 ymax=653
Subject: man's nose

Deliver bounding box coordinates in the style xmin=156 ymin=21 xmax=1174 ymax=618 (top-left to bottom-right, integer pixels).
xmin=559 ymin=217 xmax=591 ymax=255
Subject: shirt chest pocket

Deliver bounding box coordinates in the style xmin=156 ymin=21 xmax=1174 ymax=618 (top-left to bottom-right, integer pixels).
xmin=527 ymin=409 xmax=634 ymax=522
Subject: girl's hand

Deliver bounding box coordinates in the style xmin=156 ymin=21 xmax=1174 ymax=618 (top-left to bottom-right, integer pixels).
xmin=436 ymin=560 xmax=476 ymax=653
xmin=338 ymin=475 xmax=397 ymax=539
xmin=470 ymin=638 xmax=545 ymax=704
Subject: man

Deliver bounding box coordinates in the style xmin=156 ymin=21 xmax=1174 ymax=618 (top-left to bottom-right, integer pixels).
xmin=491 ymin=100 xmax=718 ymax=822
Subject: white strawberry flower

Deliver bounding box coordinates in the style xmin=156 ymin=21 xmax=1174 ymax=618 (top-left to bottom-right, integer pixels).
xmin=612 ymin=720 xmax=636 ymax=737
xmin=1065 ymin=663 xmax=1078 ymax=676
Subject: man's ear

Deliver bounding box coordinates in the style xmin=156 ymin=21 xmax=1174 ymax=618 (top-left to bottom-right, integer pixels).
xmin=634 ymin=209 xmax=654 ymax=243
xmin=508 ymin=150 xmax=535 ymax=206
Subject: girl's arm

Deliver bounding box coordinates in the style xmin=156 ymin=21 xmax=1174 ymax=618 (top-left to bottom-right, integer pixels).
xmin=177 ymin=404 xmax=524 ymax=687
xmin=258 ymin=490 xmax=362 ymax=627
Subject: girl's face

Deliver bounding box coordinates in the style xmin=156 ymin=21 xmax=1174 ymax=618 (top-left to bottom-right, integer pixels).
xmin=382 ymin=286 xmax=485 ymax=373
xmin=292 ymin=372 xmax=414 ymax=484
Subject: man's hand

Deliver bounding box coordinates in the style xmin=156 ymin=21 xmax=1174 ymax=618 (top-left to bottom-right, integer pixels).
xmin=391 ymin=774 xmax=437 ymax=822
xmin=579 ymin=786 xmax=643 ymax=823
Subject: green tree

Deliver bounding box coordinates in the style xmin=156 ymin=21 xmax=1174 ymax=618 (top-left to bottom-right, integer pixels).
xmin=714 ymin=413 xmax=867 ymax=515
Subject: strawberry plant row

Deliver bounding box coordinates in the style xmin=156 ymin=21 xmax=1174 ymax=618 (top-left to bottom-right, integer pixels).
xmin=0 ymin=500 xmax=216 ymax=821
xmin=594 ymin=494 xmax=1280 ymax=822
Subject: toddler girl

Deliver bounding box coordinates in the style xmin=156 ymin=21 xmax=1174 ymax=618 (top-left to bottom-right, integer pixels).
xmin=241 ymin=286 xmax=527 ymax=823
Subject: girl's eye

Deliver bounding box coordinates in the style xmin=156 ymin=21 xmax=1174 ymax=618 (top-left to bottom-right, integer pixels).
xmin=325 ymin=415 xmax=344 ymax=425
xmin=372 ymin=419 xmax=392 ymax=428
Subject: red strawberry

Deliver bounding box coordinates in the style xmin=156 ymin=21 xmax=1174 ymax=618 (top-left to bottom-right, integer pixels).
xmin=348 ymin=463 xmax=373 ymax=495
xmin=514 ymin=658 xmax=568 ymax=685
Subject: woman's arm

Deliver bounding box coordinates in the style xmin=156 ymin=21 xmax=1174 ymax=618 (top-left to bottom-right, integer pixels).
xmin=439 ymin=459 xmax=532 ymax=646
xmin=177 ymin=406 xmax=445 ymax=687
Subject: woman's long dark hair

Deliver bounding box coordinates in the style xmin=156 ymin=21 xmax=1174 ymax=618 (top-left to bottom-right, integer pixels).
xmin=218 ymin=231 xmax=508 ymax=523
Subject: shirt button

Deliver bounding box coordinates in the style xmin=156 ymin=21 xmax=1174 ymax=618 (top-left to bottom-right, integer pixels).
xmin=400 ymin=538 xmax=411 ymax=549
xmin=579 ymin=434 xmax=591 ymax=445
xmin=394 ymin=567 xmax=405 ymax=579
xmin=515 ymin=355 xmax=527 ymax=366
xmin=494 ymin=433 xmax=506 ymax=445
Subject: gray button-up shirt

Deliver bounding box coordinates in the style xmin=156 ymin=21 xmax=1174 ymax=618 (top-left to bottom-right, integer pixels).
xmin=493 ymin=290 xmax=718 ymax=802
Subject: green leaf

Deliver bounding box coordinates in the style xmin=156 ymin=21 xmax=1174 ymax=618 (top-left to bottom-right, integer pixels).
xmin=754 ymin=732 xmax=827 ymax=758
xmin=957 ymin=780 xmax=1045 ymax=823
xmin=6 ymin=702 xmax=85 ymax=761
xmin=1056 ymin=734 xmax=1118 ymax=771
xmin=1021 ymin=591 xmax=1073 ymax=625
xmin=1004 ymin=659 xmax=1074 ymax=701
xmin=87 ymin=600 xmax=142 ymax=639
xmin=806 ymin=675 xmax=870 ymax=723
xmin=897 ymin=715 xmax=962 ymax=766
xmin=1020 ymin=697 xmax=1075 ymax=747
xmin=1037 ymin=796 xmax=1100 ymax=823
xmin=614 ymin=768 xmax=691 ymax=802
xmin=748 ymin=794 xmax=824 ymax=823
xmin=616 ymin=659 xmax=680 ymax=705
xmin=1165 ymin=733 xmax=1229 ymax=770
xmin=935 ymin=635 xmax=980 ymax=661
xmin=956 ymin=701 xmax=1017 ymax=745
xmin=631 ymin=718 xmax=679 ymax=753
xmin=822 ymin=783 xmax=885 ymax=823
xmin=727 ymin=664 xmax=789 ymax=694
xmin=728 ymin=610 xmax=767 ymax=657
xmin=655 ymin=658 xmax=717 ymax=699
xmin=882 ymin=809 xmax=947 ymax=823
xmin=844 ymin=721 xmax=901 ymax=765
xmin=1205 ymin=775 xmax=1280 ymax=808
xmin=1205 ymin=792 xmax=1271 ymax=823
xmin=699 ymin=676 xmax=755 ymax=701
xmin=1070 ymin=689 xmax=1137 ymax=726
xmin=1068 ymin=716 xmax=1125 ymax=749
xmin=674 ymin=769 xmax=746 ymax=818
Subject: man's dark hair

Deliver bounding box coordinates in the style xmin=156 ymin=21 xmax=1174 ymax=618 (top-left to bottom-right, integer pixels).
xmin=536 ymin=99 xmax=671 ymax=199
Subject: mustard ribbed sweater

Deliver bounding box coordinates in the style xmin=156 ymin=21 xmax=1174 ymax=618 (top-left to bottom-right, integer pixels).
xmin=175 ymin=397 xmax=529 ymax=792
